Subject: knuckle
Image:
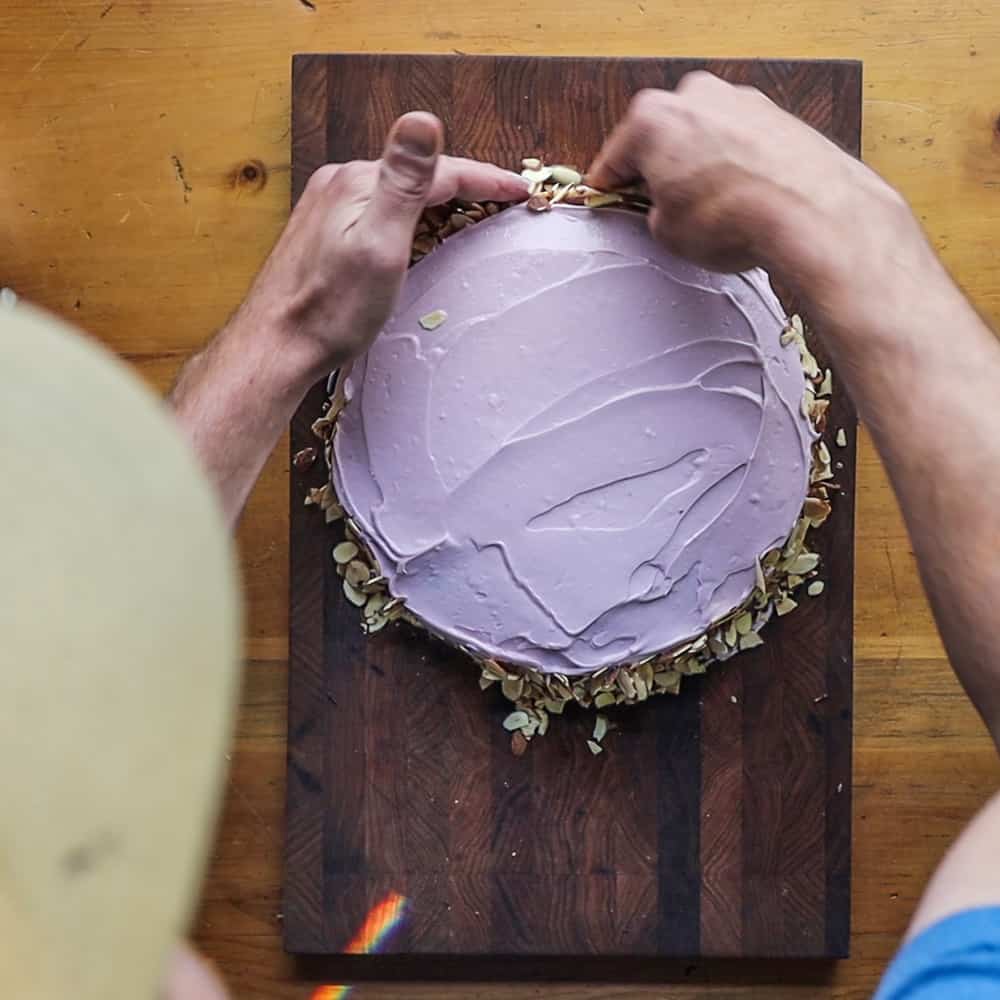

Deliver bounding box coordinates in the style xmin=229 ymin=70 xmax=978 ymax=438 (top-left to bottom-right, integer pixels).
xmin=305 ymin=163 xmax=338 ymax=194
xmin=677 ymin=70 xmax=724 ymax=98
xmin=381 ymin=159 xmax=433 ymax=202
xmin=629 ymin=88 xmax=670 ymax=130
xmin=353 ymin=229 xmax=407 ymax=275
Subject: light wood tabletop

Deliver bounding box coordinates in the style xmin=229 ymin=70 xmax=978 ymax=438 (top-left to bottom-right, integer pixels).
xmin=3 ymin=2 xmax=1000 ymax=997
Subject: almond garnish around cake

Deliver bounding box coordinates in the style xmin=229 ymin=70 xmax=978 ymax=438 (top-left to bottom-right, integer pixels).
xmin=305 ymin=161 xmax=839 ymax=754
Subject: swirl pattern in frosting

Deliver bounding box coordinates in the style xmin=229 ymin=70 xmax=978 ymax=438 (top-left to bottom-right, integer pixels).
xmin=332 ymin=206 xmax=815 ymax=675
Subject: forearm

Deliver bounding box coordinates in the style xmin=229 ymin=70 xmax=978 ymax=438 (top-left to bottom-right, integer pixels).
xmin=169 ymin=304 xmax=322 ymax=527
xmin=802 ymin=211 xmax=1000 ymax=744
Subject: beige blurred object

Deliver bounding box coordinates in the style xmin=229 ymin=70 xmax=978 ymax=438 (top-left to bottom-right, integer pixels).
xmin=0 ymin=302 xmax=242 ymax=999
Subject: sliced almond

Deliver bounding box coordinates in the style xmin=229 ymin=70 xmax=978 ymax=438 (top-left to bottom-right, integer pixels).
xmin=724 ymin=622 xmax=738 ymax=648
xmin=418 ymin=309 xmax=448 ymax=332
xmin=521 ymin=166 xmax=553 ymax=185
xmin=550 ymin=165 xmax=583 ymax=186
xmin=836 ymin=428 xmax=848 ymax=448
xmin=585 ymin=191 xmax=625 ymax=208
xmin=365 ymin=614 xmax=388 ymax=635
xmin=593 ymin=715 xmax=609 ymax=743
xmin=343 ymin=579 xmax=367 ymax=607
xmin=735 ymin=611 xmax=754 ymax=636
xmin=549 ymin=183 xmax=573 ymax=205
xmin=618 ymin=670 xmax=637 ymax=701
xmin=638 ymin=660 xmax=655 ymax=689
xmin=801 ymin=389 xmax=816 ymax=419
xmin=503 ymin=711 xmax=530 ymax=732
xmin=654 ymin=670 xmax=682 ymax=695
xmin=739 ymin=631 xmax=764 ymax=650
xmin=782 ymin=517 xmax=809 ymax=559
xmin=775 ymin=595 xmax=798 ymax=616
xmin=364 ymin=593 xmax=388 ymax=619
xmin=501 ymin=676 xmax=525 ymax=702
xmin=803 ymin=496 xmax=832 ymax=525
xmin=345 ymin=560 xmax=370 ymax=588
xmin=482 ymin=659 xmax=507 ymax=681
xmin=799 ymin=343 xmax=821 ymax=378
xmin=807 ymin=580 xmax=826 ymax=597
xmin=333 ymin=541 xmax=359 ymax=565
xmin=788 ymin=552 xmax=820 ymax=575
xmin=708 ymin=634 xmax=728 ymax=658
xmin=594 ymin=691 xmax=617 ymax=709
xmin=384 ymin=602 xmax=406 ymax=621
xmin=586 ymin=739 xmax=603 ymax=756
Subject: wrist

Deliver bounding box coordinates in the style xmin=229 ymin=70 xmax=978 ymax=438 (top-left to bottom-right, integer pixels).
xmin=768 ymin=177 xmax=930 ymax=338
xmin=222 ymin=296 xmax=332 ymax=399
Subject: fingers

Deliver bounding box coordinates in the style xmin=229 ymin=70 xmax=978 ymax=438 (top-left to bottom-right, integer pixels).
xmin=587 ymin=88 xmax=674 ymax=191
xmin=585 ymin=118 xmax=642 ymax=191
xmin=427 ymin=157 xmax=530 ymax=206
xmin=362 ymin=112 xmax=444 ymax=244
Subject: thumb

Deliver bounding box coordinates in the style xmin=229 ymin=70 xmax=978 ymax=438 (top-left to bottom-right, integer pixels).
xmin=364 ymin=112 xmax=443 ymax=244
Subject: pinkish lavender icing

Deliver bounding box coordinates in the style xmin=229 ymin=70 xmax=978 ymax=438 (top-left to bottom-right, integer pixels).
xmin=332 ymin=206 xmax=814 ymax=675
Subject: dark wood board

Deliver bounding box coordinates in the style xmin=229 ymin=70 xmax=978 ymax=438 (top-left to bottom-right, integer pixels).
xmin=285 ymin=54 xmax=860 ymax=963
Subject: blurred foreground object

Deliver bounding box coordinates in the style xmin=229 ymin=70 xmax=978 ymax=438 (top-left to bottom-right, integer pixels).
xmin=0 ymin=303 xmax=241 ymax=999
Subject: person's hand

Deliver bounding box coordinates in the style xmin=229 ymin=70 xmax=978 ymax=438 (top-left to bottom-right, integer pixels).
xmin=234 ymin=111 xmax=528 ymax=378
xmin=170 ymin=111 xmax=528 ymax=523
xmin=587 ymin=72 xmax=928 ymax=322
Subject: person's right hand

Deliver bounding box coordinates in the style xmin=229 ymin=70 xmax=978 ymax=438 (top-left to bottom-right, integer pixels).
xmin=587 ymin=72 xmax=929 ymax=325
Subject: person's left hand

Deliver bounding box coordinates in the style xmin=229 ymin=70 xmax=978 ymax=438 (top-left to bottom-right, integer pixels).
xmin=231 ymin=111 xmax=528 ymax=378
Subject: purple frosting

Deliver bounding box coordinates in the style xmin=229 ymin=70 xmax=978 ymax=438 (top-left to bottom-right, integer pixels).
xmin=332 ymin=206 xmax=814 ymax=675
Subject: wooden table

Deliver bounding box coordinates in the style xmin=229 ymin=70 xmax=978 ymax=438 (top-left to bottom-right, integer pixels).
xmin=3 ymin=2 xmax=999 ymax=997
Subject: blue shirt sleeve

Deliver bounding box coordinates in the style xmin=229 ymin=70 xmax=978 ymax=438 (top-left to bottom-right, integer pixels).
xmin=875 ymin=907 xmax=1000 ymax=999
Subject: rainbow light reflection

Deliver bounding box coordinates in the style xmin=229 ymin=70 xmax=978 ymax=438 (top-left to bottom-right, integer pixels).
xmin=311 ymin=891 xmax=408 ymax=1000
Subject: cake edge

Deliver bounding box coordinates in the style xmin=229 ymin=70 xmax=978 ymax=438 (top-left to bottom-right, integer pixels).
xmin=301 ymin=169 xmax=838 ymax=749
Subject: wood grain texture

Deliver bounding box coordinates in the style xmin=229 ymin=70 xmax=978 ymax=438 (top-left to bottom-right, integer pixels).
xmin=5 ymin=1 xmax=1000 ymax=996
xmin=284 ymin=54 xmax=860 ymax=961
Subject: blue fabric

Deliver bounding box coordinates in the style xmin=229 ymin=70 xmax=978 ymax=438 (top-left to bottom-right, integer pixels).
xmin=875 ymin=907 xmax=1000 ymax=999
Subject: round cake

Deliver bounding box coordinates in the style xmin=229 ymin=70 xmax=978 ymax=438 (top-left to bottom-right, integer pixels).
xmin=329 ymin=205 xmax=818 ymax=677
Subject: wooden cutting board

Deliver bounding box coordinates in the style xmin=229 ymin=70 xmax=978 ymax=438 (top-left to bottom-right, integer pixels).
xmin=285 ymin=54 xmax=860 ymax=963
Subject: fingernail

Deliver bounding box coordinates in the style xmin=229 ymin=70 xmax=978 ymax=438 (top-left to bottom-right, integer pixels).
xmin=394 ymin=115 xmax=439 ymax=157
xmin=506 ymin=170 xmax=532 ymax=188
